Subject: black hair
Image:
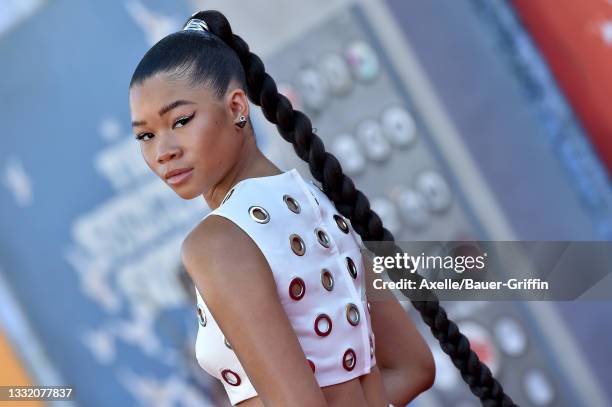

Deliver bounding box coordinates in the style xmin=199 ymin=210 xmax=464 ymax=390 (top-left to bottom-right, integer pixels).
xmin=130 ymin=30 xmax=246 ymax=99
xmin=130 ymin=10 xmax=517 ymax=406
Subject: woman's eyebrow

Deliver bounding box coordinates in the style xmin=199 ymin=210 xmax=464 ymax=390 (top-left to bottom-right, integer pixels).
xmin=132 ymin=99 xmax=196 ymax=127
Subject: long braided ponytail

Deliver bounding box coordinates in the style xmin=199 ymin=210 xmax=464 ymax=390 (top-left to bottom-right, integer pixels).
xmin=193 ymin=10 xmax=518 ymax=406
xmin=130 ymin=8 xmax=517 ymax=406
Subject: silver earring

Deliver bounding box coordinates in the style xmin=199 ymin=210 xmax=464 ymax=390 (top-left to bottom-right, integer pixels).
xmin=235 ymin=115 xmax=247 ymax=128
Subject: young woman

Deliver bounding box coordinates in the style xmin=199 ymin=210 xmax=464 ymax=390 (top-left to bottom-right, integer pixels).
xmin=128 ymin=10 xmax=515 ymax=407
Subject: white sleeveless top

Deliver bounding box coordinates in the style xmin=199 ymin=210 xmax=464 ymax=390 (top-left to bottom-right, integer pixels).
xmin=193 ymin=168 xmax=376 ymax=405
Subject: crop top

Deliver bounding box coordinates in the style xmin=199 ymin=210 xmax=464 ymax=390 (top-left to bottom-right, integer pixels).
xmin=193 ymin=168 xmax=376 ymax=405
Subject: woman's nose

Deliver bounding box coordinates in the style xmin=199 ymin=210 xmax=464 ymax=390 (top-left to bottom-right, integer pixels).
xmin=156 ymin=139 xmax=182 ymax=163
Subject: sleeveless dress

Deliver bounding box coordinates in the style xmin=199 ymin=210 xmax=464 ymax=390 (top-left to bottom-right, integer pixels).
xmin=193 ymin=168 xmax=376 ymax=405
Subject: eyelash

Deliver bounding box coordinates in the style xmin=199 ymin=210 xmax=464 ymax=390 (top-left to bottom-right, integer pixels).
xmin=135 ymin=113 xmax=194 ymax=141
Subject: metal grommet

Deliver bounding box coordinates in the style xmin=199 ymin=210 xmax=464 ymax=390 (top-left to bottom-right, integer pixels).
xmin=321 ymin=269 xmax=334 ymax=291
xmin=307 ymin=359 xmax=316 ymax=373
xmin=283 ymin=194 xmax=301 ymax=214
xmin=289 ymin=277 xmax=306 ymax=300
xmin=346 ymin=303 xmax=360 ymax=326
xmin=248 ymin=206 xmax=270 ymax=224
xmin=346 ymin=256 xmax=358 ymax=279
xmin=221 ymin=369 xmax=241 ymax=386
xmin=367 ymin=301 xmax=371 ymax=314
xmin=197 ymin=305 xmax=207 ymax=327
xmin=289 ymin=234 xmax=306 ymax=256
xmin=334 ymin=214 xmax=349 ymax=234
xmin=314 ymin=314 xmax=332 ymax=337
xmin=224 ymin=337 xmax=232 ymax=350
xmin=315 ymin=228 xmax=331 ymax=248
xmin=221 ymin=187 xmax=234 ymax=205
xmin=342 ymin=349 xmax=356 ymax=371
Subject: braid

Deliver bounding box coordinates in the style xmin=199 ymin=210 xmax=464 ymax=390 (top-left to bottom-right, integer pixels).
xmin=193 ymin=10 xmax=518 ymax=407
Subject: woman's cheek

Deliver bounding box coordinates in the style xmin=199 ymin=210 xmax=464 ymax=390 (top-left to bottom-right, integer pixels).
xmin=139 ymin=146 xmax=155 ymax=171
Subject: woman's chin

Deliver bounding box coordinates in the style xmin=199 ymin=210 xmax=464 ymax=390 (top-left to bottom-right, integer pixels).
xmin=172 ymin=186 xmax=199 ymax=200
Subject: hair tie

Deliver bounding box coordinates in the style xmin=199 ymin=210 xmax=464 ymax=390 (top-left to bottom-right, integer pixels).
xmin=183 ymin=18 xmax=209 ymax=32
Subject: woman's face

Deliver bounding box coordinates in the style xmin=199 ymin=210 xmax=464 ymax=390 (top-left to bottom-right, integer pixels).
xmin=129 ymin=72 xmax=248 ymax=200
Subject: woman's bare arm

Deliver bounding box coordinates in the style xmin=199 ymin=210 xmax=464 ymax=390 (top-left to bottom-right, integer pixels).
xmin=181 ymin=215 xmax=328 ymax=407
xmin=361 ymin=248 xmax=436 ymax=406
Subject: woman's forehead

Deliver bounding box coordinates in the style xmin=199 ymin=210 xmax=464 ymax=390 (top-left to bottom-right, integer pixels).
xmin=129 ymin=73 xmax=215 ymax=114
xmin=131 ymin=74 xmax=189 ymax=102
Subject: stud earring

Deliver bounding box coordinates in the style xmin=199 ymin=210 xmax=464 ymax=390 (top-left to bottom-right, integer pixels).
xmin=235 ymin=115 xmax=247 ymax=128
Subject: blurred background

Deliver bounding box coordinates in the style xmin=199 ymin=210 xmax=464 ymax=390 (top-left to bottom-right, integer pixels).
xmin=1 ymin=0 xmax=611 ymax=406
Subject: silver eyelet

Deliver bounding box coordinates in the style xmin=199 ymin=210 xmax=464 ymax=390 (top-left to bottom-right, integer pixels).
xmin=197 ymin=305 xmax=207 ymax=327
xmin=314 ymin=313 xmax=332 ymax=337
xmin=289 ymin=234 xmax=306 ymax=256
xmin=248 ymin=206 xmax=270 ymax=223
xmin=307 ymin=359 xmax=316 ymax=373
xmin=315 ymin=228 xmax=331 ymax=248
xmin=221 ymin=187 xmax=235 ymax=205
xmin=346 ymin=256 xmax=358 ymax=279
xmin=221 ymin=369 xmax=241 ymax=386
xmin=367 ymin=301 xmax=371 ymax=314
xmin=369 ymin=335 xmax=374 ymax=359
xmin=283 ymin=194 xmax=301 ymax=213
xmin=289 ymin=277 xmax=306 ymax=300
xmin=321 ymin=269 xmax=334 ymax=291
xmin=334 ymin=214 xmax=349 ymax=234
xmin=342 ymin=348 xmax=356 ymax=371
xmin=224 ymin=337 xmax=232 ymax=350
xmin=346 ymin=303 xmax=360 ymax=326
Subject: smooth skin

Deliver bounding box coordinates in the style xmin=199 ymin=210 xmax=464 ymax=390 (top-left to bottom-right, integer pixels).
xmin=129 ymin=71 xmax=435 ymax=406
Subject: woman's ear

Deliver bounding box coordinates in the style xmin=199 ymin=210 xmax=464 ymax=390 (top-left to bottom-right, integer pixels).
xmin=227 ymin=86 xmax=249 ymax=120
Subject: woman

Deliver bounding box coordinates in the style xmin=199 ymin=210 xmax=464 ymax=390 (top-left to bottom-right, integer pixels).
xmin=128 ymin=10 xmax=514 ymax=407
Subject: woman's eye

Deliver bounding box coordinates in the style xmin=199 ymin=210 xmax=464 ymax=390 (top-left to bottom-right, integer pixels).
xmin=134 ymin=113 xmax=193 ymax=141
xmin=173 ymin=114 xmax=194 ymax=129
xmin=135 ymin=133 xmax=153 ymax=141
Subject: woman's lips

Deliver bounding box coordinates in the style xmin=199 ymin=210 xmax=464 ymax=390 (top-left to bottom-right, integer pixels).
xmin=167 ymin=168 xmax=194 ymax=185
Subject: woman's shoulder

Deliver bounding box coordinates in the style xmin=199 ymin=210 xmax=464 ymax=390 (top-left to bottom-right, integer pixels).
xmin=181 ymin=209 xmax=262 ymax=278
xmin=183 ymin=172 xmax=289 ymax=254
xmin=202 ymin=170 xmax=321 ymax=241
xmin=181 ymin=170 xmax=299 ymax=277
